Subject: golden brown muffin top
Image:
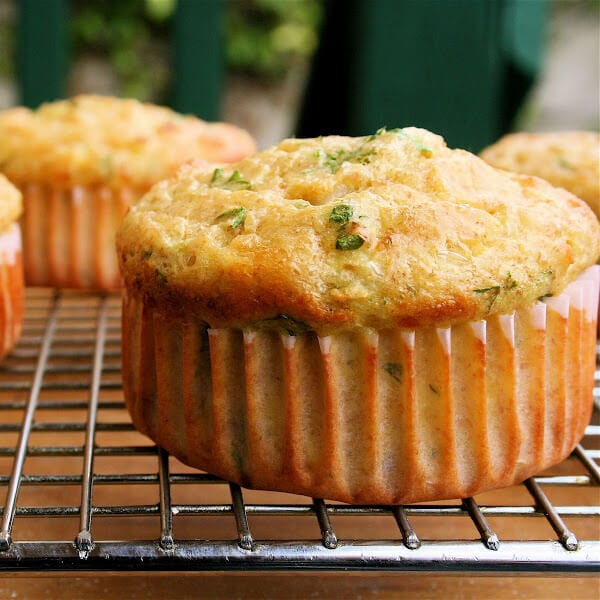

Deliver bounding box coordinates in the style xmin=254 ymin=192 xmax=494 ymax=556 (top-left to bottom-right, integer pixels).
xmin=0 ymin=95 xmax=256 ymax=190
xmin=480 ymin=131 xmax=600 ymax=219
xmin=0 ymin=174 xmax=22 ymax=230
xmin=117 ymin=128 xmax=600 ymax=333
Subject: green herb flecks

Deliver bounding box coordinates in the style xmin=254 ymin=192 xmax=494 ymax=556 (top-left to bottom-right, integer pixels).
xmin=394 ymin=129 xmax=433 ymax=157
xmin=558 ymin=157 xmax=574 ymax=170
xmin=329 ymin=204 xmax=354 ymax=226
xmin=155 ymin=269 xmax=168 ymax=285
xmin=473 ymin=272 xmax=519 ymax=311
xmin=263 ymin=314 xmax=311 ymax=336
xmin=317 ymin=126 xmax=403 ymax=173
xmin=210 ymin=168 xmax=252 ymax=191
xmin=216 ymin=206 xmax=247 ymax=229
xmin=367 ymin=127 xmax=390 ymax=141
xmin=537 ymin=269 xmax=555 ymax=300
xmin=474 ymin=285 xmax=502 ymax=295
xmin=505 ymin=272 xmax=518 ymax=289
xmin=328 ymin=204 xmax=365 ymax=251
xmin=322 ymin=147 xmax=377 ymax=173
xmin=210 ymin=167 xmax=225 ymax=184
xmin=336 ymin=233 xmax=364 ymax=251
xmin=474 ymin=285 xmax=502 ymax=311
xmin=225 ymin=170 xmax=252 ymax=190
xmin=383 ymin=362 xmax=403 ymax=383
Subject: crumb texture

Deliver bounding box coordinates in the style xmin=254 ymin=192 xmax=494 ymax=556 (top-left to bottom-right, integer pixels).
xmin=118 ymin=128 xmax=600 ymax=331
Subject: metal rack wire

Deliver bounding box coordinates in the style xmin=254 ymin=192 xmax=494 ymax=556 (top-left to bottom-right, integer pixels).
xmin=0 ymin=289 xmax=597 ymax=572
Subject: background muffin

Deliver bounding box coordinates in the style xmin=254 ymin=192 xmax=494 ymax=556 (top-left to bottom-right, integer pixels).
xmin=0 ymin=95 xmax=257 ymax=289
xmin=117 ymin=128 xmax=600 ymax=504
xmin=0 ymin=175 xmax=24 ymax=359
xmin=480 ymin=131 xmax=600 ymax=219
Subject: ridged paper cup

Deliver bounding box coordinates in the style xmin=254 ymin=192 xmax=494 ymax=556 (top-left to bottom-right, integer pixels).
xmin=0 ymin=223 xmax=24 ymax=359
xmin=121 ymin=266 xmax=600 ymax=505
xmin=22 ymin=183 xmax=135 ymax=290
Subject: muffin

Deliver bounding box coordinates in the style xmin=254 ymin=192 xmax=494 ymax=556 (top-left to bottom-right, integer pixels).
xmin=0 ymin=175 xmax=24 ymax=359
xmin=480 ymin=131 xmax=600 ymax=219
xmin=117 ymin=127 xmax=600 ymax=505
xmin=0 ymin=95 xmax=256 ymax=289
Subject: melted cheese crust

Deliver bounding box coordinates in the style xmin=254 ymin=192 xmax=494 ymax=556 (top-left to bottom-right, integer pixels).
xmin=117 ymin=128 xmax=600 ymax=333
xmin=0 ymin=95 xmax=256 ymax=190
xmin=481 ymin=131 xmax=600 ymax=219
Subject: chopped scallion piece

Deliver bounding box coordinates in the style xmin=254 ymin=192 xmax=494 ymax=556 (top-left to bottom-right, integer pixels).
xmin=329 ymin=204 xmax=354 ymax=226
xmin=336 ymin=233 xmax=365 ymax=250
xmin=383 ymin=362 xmax=403 ymax=382
xmin=216 ymin=206 xmax=247 ymax=229
xmin=211 ymin=169 xmax=252 ymax=190
xmin=394 ymin=130 xmax=433 ymax=157
xmin=210 ymin=167 xmax=225 ymax=184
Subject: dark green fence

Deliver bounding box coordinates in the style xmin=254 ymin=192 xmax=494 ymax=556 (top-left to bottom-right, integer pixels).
xmin=297 ymin=0 xmax=548 ymax=152
xmin=14 ymin=0 xmax=547 ymax=151
xmin=16 ymin=0 xmax=225 ymax=120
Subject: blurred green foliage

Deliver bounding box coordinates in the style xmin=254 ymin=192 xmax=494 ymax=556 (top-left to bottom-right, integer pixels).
xmin=70 ymin=0 xmax=173 ymax=100
xmin=0 ymin=0 xmax=15 ymax=80
xmin=226 ymin=0 xmax=323 ymax=79
xmin=67 ymin=0 xmax=322 ymax=101
xmin=0 ymin=22 xmax=13 ymax=78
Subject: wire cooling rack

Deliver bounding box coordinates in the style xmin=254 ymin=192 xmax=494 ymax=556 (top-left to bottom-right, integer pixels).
xmin=0 ymin=289 xmax=597 ymax=572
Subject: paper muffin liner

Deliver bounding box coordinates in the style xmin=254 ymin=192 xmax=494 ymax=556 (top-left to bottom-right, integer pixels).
xmin=121 ymin=266 xmax=600 ymax=505
xmin=21 ymin=183 xmax=136 ymax=290
xmin=0 ymin=223 xmax=24 ymax=360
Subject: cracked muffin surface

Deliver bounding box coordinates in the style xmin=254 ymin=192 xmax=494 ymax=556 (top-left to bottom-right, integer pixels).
xmin=118 ymin=127 xmax=600 ymax=333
